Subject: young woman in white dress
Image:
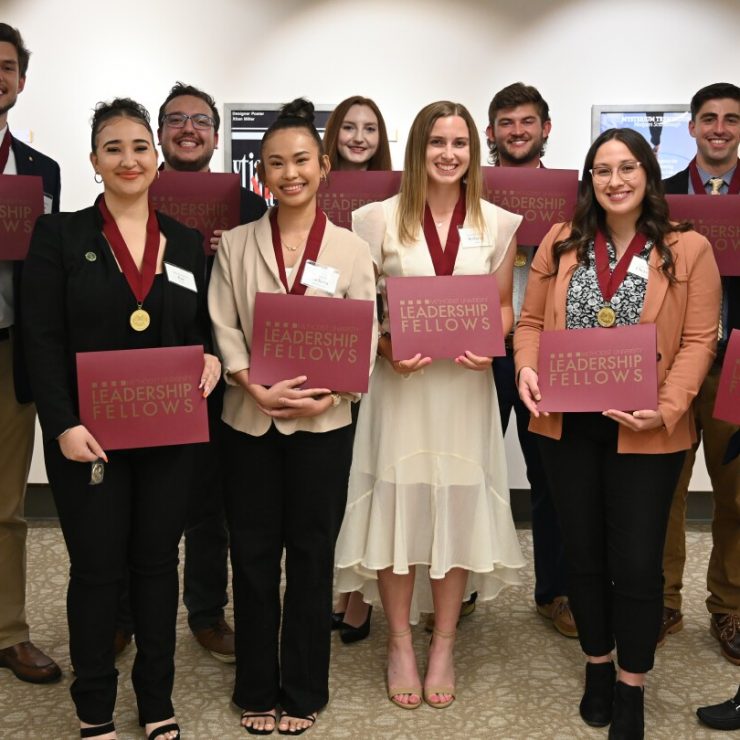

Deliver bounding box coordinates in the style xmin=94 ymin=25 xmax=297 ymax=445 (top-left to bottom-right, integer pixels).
xmin=335 ymin=101 xmax=525 ymax=710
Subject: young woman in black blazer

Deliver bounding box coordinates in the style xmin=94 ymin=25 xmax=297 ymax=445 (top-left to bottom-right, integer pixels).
xmin=22 ymin=98 xmax=219 ymax=740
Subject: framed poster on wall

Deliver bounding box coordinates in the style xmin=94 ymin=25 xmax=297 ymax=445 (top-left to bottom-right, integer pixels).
xmin=591 ymin=105 xmax=694 ymax=179
xmin=224 ymin=103 xmax=333 ymax=207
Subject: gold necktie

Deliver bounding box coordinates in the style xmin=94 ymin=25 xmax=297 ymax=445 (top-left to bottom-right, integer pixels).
xmin=709 ymin=177 xmax=724 ymax=195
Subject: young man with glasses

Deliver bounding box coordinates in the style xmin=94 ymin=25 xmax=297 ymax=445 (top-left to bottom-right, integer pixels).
xmin=660 ymin=82 xmax=740 ymax=665
xmin=113 ymin=83 xmax=266 ymax=663
xmin=0 ymin=23 xmax=62 ymax=684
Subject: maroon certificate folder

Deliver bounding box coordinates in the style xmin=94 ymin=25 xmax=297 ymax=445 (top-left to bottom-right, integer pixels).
xmin=316 ymin=171 xmax=402 ymax=230
xmin=537 ymin=324 xmax=658 ymax=412
xmin=714 ymin=329 xmax=740 ymax=425
xmin=666 ymin=194 xmax=740 ymax=276
xmin=386 ymin=274 xmax=505 ymax=360
xmin=482 ymin=167 xmax=579 ymax=246
xmin=76 ymin=345 xmax=209 ymax=450
xmin=249 ymin=293 xmax=375 ymax=393
xmin=0 ymin=174 xmax=44 ymax=259
xmin=149 ymin=171 xmax=241 ymax=254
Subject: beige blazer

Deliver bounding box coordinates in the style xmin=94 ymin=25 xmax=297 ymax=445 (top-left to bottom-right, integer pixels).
xmin=514 ymin=223 xmax=721 ymax=454
xmin=208 ymin=209 xmax=377 ymax=436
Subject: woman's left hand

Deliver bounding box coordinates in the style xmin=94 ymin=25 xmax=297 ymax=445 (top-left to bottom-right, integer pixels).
xmin=199 ymin=353 xmax=221 ymax=398
xmin=603 ymin=408 xmax=664 ymax=432
xmin=455 ymin=350 xmax=493 ymax=371
xmin=261 ymin=393 xmax=334 ymax=420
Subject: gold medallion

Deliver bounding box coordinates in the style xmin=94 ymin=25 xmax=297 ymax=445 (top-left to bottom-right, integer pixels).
xmin=514 ymin=249 xmax=528 ymax=268
xmin=90 ymin=460 xmax=105 ymax=485
xmin=597 ymin=306 xmax=616 ymax=328
xmin=130 ymin=308 xmax=151 ymax=332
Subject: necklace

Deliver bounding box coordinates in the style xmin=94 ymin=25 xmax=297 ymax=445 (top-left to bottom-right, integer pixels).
xmin=281 ymin=238 xmax=304 ymax=252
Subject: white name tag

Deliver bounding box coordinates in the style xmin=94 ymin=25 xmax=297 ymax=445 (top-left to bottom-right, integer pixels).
xmin=300 ymin=260 xmax=339 ymax=294
xmin=164 ymin=262 xmax=197 ymax=292
xmin=458 ymin=227 xmax=487 ymax=248
xmin=627 ymin=256 xmax=649 ymax=280
xmin=43 ymin=195 xmax=53 ymax=215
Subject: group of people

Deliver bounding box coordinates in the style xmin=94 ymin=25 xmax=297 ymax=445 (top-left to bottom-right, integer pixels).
xmin=0 ymin=21 xmax=738 ymax=740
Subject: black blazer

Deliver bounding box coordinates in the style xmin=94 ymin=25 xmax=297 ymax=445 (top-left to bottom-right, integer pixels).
xmin=662 ymin=166 xmax=690 ymax=195
xmin=11 ymin=136 xmax=61 ymax=403
xmin=22 ymin=205 xmax=210 ymax=440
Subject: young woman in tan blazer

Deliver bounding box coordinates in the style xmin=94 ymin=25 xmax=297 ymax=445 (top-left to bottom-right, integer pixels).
xmin=208 ymin=99 xmax=375 ymax=736
xmin=514 ymin=128 xmax=721 ymax=739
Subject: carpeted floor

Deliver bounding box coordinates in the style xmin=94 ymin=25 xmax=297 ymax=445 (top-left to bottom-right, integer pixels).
xmin=0 ymin=523 xmax=735 ymax=739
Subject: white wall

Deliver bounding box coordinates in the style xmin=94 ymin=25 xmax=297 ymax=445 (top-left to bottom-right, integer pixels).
xmin=7 ymin=0 xmax=733 ymax=487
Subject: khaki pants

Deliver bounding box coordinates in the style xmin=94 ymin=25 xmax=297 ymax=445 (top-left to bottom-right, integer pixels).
xmin=0 ymin=335 xmax=36 ymax=649
xmin=662 ymin=365 xmax=740 ymax=614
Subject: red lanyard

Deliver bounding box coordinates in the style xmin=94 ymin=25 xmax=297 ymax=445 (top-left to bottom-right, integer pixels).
xmin=688 ymin=157 xmax=740 ymax=195
xmin=594 ymin=230 xmax=648 ymax=302
xmin=0 ymin=128 xmax=12 ymax=172
xmin=98 ymin=196 xmax=160 ymax=306
xmin=422 ymin=193 xmax=466 ymax=276
xmin=269 ymin=204 xmax=327 ymax=294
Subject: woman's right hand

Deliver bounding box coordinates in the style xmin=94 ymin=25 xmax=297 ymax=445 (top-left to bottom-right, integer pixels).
xmin=58 ymin=425 xmax=108 ymax=463
xmin=248 ymin=375 xmax=332 ymax=415
xmin=378 ymin=333 xmax=431 ymax=375
xmin=517 ymin=367 xmax=547 ymax=418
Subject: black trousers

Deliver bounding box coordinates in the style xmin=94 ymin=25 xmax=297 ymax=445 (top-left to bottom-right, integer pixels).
xmin=222 ymin=422 xmax=353 ymax=716
xmin=45 ymin=439 xmax=193 ymax=726
xmin=493 ymin=350 xmax=567 ymax=605
xmin=538 ymin=413 xmax=685 ymax=673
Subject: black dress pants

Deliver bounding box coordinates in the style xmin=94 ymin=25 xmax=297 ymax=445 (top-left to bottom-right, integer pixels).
xmin=538 ymin=413 xmax=685 ymax=673
xmin=222 ymin=422 xmax=353 ymax=716
xmin=45 ymin=439 xmax=193 ymax=726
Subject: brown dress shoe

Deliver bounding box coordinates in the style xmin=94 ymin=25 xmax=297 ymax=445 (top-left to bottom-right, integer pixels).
xmin=0 ymin=641 xmax=62 ymax=683
xmin=537 ymin=596 xmax=579 ymax=638
xmin=711 ymin=613 xmax=740 ymax=665
xmin=656 ymin=607 xmax=683 ymax=647
xmin=193 ymin=617 xmax=235 ymax=663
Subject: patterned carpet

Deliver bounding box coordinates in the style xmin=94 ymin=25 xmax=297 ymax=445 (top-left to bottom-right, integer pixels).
xmin=0 ymin=523 xmax=735 ymax=739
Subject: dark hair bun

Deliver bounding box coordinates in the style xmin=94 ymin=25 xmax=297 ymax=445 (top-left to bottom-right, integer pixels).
xmin=279 ymin=97 xmax=315 ymax=123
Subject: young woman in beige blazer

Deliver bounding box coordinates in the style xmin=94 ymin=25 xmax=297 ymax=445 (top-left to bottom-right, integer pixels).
xmin=208 ymin=99 xmax=376 ymax=736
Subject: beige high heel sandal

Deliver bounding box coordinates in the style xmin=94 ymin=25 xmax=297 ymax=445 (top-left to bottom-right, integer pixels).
xmin=424 ymin=628 xmax=456 ymax=709
xmin=386 ymin=628 xmax=422 ymax=710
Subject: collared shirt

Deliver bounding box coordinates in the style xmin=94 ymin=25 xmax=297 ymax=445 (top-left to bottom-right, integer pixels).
xmin=689 ymin=162 xmax=737 ymax=194
xmin=0 ymin=124 xmax=17 ymax=329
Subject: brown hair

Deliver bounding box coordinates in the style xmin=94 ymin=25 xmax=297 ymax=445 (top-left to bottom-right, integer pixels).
xmin=397 ymin=101 xmax=483 ymax=245
xmin=323 ymin=96 xmax=392 ymax=171
xmin=551 ymin=127 xmax=690 ymax=282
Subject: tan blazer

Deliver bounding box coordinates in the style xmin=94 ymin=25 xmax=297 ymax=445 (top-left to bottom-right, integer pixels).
xmin=514 ymin=223 xmax=721 ymax=454
xmin=208 ymin=209 xmax=377 ymax=436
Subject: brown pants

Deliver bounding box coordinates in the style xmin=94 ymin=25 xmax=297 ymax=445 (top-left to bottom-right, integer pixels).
xmin=663 ymin=365 xmax=740 ymax=614
xmin=0 ymin=334 xmax=36 ymax=649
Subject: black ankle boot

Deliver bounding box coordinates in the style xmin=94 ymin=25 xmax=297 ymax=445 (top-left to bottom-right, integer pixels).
xmin=579 ymin=661 xmax=616 ymax=727
xmin=609 ymin=681 xmax=644 ymax=739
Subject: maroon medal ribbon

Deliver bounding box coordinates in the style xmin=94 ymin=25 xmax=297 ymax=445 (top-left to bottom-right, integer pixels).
xmin=688 ymin=157 xmax=740 ymax=195
xmin=594 ymin=230 xmax=648 ymax=303
xmin=98 ymin=196 xmax=161 ymax=307
xmin=269 ymin=204 xmax=327 ymax=294
xmin=0 ymin=128 xmax=12 ymax=173
xmin=422 ymin=193 xmax=466 ymax=276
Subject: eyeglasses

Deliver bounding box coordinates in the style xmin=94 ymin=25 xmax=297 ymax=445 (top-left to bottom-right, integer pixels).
xmin=162 ymin=112 xmax=215 ymax=130
xmin=589 ymin=161 xmax=642 ymax=183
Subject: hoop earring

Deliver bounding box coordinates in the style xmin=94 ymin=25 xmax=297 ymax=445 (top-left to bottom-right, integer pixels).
xmin=94 ymin=173 xmax=103 ymax=184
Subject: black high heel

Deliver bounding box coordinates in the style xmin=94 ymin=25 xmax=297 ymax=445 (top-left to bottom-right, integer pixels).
xmin=340 ymin=606 xmax=372 ymax=644
xmin=330 ymin=611 xmax=346 ymax=631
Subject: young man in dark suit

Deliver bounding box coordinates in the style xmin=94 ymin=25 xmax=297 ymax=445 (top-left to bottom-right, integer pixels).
xmin=660 ymin=82 xmax=740 ymax=665
xmin=0 ymin=22 xmax=62 ymax=684
xmin=151 ymin=83 xmax=265 ymax=662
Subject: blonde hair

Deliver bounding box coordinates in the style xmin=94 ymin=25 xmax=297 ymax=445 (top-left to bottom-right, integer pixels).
xmin=397 ymin=101 xmax=483 ymax=245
